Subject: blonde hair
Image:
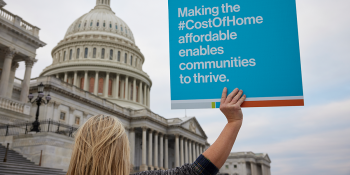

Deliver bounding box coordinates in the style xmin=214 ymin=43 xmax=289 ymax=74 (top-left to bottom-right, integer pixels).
xmin=67 ymin=114 xmax=130 ymax=175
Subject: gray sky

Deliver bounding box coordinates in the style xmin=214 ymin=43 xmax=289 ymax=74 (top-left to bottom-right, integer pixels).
xmin=5 ymin=0 xmax=350 ymax=174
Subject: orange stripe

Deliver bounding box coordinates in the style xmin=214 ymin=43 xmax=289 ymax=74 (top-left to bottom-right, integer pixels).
xmin=241 ymin=99 xmax=304 ymax=107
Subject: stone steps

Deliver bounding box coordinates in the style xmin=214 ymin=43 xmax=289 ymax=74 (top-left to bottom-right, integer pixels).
xmin=0 ymin=144 xmax=66 ymax=175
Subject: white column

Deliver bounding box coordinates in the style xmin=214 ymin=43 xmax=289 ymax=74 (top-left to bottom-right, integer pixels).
xmin=143 ymin=84 xmax=147 ymax=105
xmin=147 ymin=86 xmax=150 ymax=107
xmin=7 ymin=63 xmax=18 ymax=98
xmin=125 ymin=76 xmax=129 ymax=100
xmin=0 ymin=48 xmax=16 ymax=97
xmin=94 ymin=71 xmax=99 ymax=95
xmin=104 ymin=72 xmax=110 ymax=98
xmin=64 ymin=72 xmax=68 ymax=82
xmin=184 ymin=138 xmax=188 ymax=164
xmin=141 ymin=127 xmax=147 ymax=171
xmin=129 ymin=128 xmax=135 ymax=167
xmin=154 ymin=131 xmax=158 ymax=169
xmin=164 ymin=135 xmax=168 ymax=169
xmin=180 ymin=137 xmax=184 ymax=165
xmin=133 ymin=79 xmax=137 ymax=102
xmin=20 ymin=59 xmax=34 ymax=102
xmin=159 ymin=133 xmax=164 ymax=169
xmin=73 ymin=71 xmax=78 ymax=86
xmin=189 ymin=141 xmax=192 ymax=163
xmin=192 ymin=142 xmax=196 ymax=161
xmin=83 ymin=71 xmax=88 ymax=91
xmin=196 ymin=143 xmax=199 ymax=158
xmin=138 ymin=81 xmax=143 ymax=103
xmin=148 ymin=129 xmax=153 ymax=169
xmin=114 ymin=74 xmax=119 ymax=98
xmin=175 ymin=134 xmax=180 ymax=167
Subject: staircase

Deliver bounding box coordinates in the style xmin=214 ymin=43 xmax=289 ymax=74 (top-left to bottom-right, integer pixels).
xmin=0 ymin=144 xmax=66 ymax=175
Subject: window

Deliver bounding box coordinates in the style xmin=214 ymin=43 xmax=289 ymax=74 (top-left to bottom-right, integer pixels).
xmin=115 ymin=25 xmax=118 ymax=30
xmin=109 ymin=49 xmax=113 ymax=60
xmin=76 ymin=48 xmax=80 ymax=59
xmin=130 ymin=56 xmax=133 ymax=65
xmin=97 ymin=21 xmax=99 ymax=27
xmin=124 ymin=53 xmax=127 ymax=63
xmin=234 ymin=165 xmax=237 ymax=168
xmin=101 ymin=48 xmax=105 ymax=59
xmin=90 ymin=21 xmax=93 ymax=26
xmin=78 ymin=23 xmax=81 ymax=28
xmin=60 ymin=112 xmax=66 ymax=121
xmin=103 ymin=22 xmax=105 ymax=27
xmin=63 ymin=51 xmax=66 ymax=61
xmin=93 ymin=48 xmax=96 ymax=58
xmin=69 ymin=49 xmax=72 ymax=60
xmin=117 ymin=51 xmax=121 ymax=61
xmin=126 ymin=28 xmax=127 ymax=33
xmin=225 ymin=165 xmax=229 ymax=169
xmin=75 ymin=117 xmax=80 ymax=125
xmin=84 ymin=48 xmax=88 ymax=58
xmin=121 ymin=27 xmax=123 ymax=31
xmin=110 ymin=24 xmax=112 ymax=28
xmin=84 ymin=22 xmax=86 ymax=27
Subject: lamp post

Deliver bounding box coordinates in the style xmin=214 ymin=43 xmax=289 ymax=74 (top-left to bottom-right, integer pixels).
xmin=28 ymin=82 xmax=51 ymax=132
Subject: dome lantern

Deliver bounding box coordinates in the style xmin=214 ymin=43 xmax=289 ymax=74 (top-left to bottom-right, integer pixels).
xmin=95 ymin=0 xmax=111 ymax=9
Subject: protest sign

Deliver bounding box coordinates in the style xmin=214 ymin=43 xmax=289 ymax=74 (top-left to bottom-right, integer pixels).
xmin=168 ymin=0 xmax=304 ymax=109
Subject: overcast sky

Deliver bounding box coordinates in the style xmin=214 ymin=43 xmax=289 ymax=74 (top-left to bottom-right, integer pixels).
xmin=5 ymin=0 xmax=350 ymax=174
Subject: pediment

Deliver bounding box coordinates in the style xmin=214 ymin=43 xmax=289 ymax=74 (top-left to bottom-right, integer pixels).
xmin=180 ymin=117 xmax=207 ymax=138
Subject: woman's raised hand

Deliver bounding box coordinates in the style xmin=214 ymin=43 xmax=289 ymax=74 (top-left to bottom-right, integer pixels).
xmin=219 ymin=87 xmax=246 ymax=123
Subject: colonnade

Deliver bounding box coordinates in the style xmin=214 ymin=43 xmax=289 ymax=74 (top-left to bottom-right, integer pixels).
xmin=55 ymin=71 xmax=150 ymax=107
xmin=0 ymin=48 xmax=35 ymax=103
xmin=130 ymin=127 xmax=206 ymax=171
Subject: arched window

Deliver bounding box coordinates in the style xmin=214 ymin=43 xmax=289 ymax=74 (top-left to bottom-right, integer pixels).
xmin=78 ymin=24 xmax=81 ymax=28
xmin=90 ymin=21 xmax=93 ymax=26
xmin=84 ymin=48 xmax=88 ymax=58
xmin=63 ymin=51 xmax=66 ymax=61
xmin=97 ymin=21 xmax=99 ymax=27
xmin=121 ymin=27 xmax=123 ymax=32
xmin=115 ymin=24 xmax=118 ymax=30
xmin=93 ymin=48 xmax=96 ymax=58
xmin=130 ymin=56 xmax=133 ymax=65
xmin=76 ymin=48 xmax=80 ymax=59
xmin=103 ymin=22 xmax=105 ymax=27
xmin=124 ymin=53 xmax=127 ymax=63
xmin=89 ymin=77 xmax=95 ymax=93
xmin=108 ymin=79 xmax=112 ymax=96
xmin=109 ymin=50 xmax=113 ymax=60
xmin=110 ymin=24 xmax=112 ymax=28
xmin=98 ymin=78 xmax=104 ymax=94
xmin=80 ymin=77 xmax=84 ymax=89
xmin=117 ymin=51 xmax=121 ymax=61
xmin=101 ymin=48 xmax=105 ymax=59
xmin=69 ymin=49 xmax=72 ymax=60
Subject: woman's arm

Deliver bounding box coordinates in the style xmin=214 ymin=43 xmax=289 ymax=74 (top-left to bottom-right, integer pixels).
xmin=202 ymin=87 xmax=246 ymax=169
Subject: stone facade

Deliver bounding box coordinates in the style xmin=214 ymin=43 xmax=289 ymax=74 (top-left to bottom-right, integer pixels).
xmin=219 ymin=152 xmax=271 ymax=175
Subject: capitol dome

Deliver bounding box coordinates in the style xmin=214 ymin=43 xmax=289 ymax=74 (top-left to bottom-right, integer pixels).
xmin=40 ymin=0 xmax=152 ymax=110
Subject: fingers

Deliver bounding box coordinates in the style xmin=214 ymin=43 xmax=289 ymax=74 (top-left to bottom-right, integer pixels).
xmin=236 ymin=94 xmax=247 ymax=106
xmin=231 ymin=90 xmax=243 ymax=104
xmin=220 ymin=87 xmax=227 ymax=104
xmin=225 ymin=88 xmax=239 ymax=104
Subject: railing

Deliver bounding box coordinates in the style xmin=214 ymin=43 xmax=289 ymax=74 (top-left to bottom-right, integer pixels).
xmin=0 ymin=119 xmax=79 ymax=137
xmin=0 ymin=97 xmax=30 ymax=115
xmin=0 ymin=7 xmax=40 ymax=37
xmin=133 ymin=109 xmax=168 ymax=124
xmin=0 ymin=7 xmax=14 ymax=22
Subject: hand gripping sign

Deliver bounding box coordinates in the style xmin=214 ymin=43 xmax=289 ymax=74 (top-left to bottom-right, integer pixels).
xmin=168 ymin=0 xmax=304 ymax=109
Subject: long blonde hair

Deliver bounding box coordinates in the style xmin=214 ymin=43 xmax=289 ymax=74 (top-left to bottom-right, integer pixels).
xmin=67 ymin=114 xmax=130 ymax=175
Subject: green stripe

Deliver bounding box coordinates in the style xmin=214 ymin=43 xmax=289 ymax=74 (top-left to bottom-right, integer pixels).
xmin=211 ymin=102 xmax=215 ymax=108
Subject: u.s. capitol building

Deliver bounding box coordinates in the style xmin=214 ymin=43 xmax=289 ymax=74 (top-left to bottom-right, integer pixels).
xmin=0 ymin=0 xmax=271 ymax=174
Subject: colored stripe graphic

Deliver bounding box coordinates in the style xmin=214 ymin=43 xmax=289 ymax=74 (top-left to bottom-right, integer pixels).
xmin=171 ymin=96 xmax=304 ymax=109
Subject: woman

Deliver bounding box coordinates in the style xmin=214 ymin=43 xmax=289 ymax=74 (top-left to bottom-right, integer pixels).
xmin=67 ymin=88 xmax=246 ymax=175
